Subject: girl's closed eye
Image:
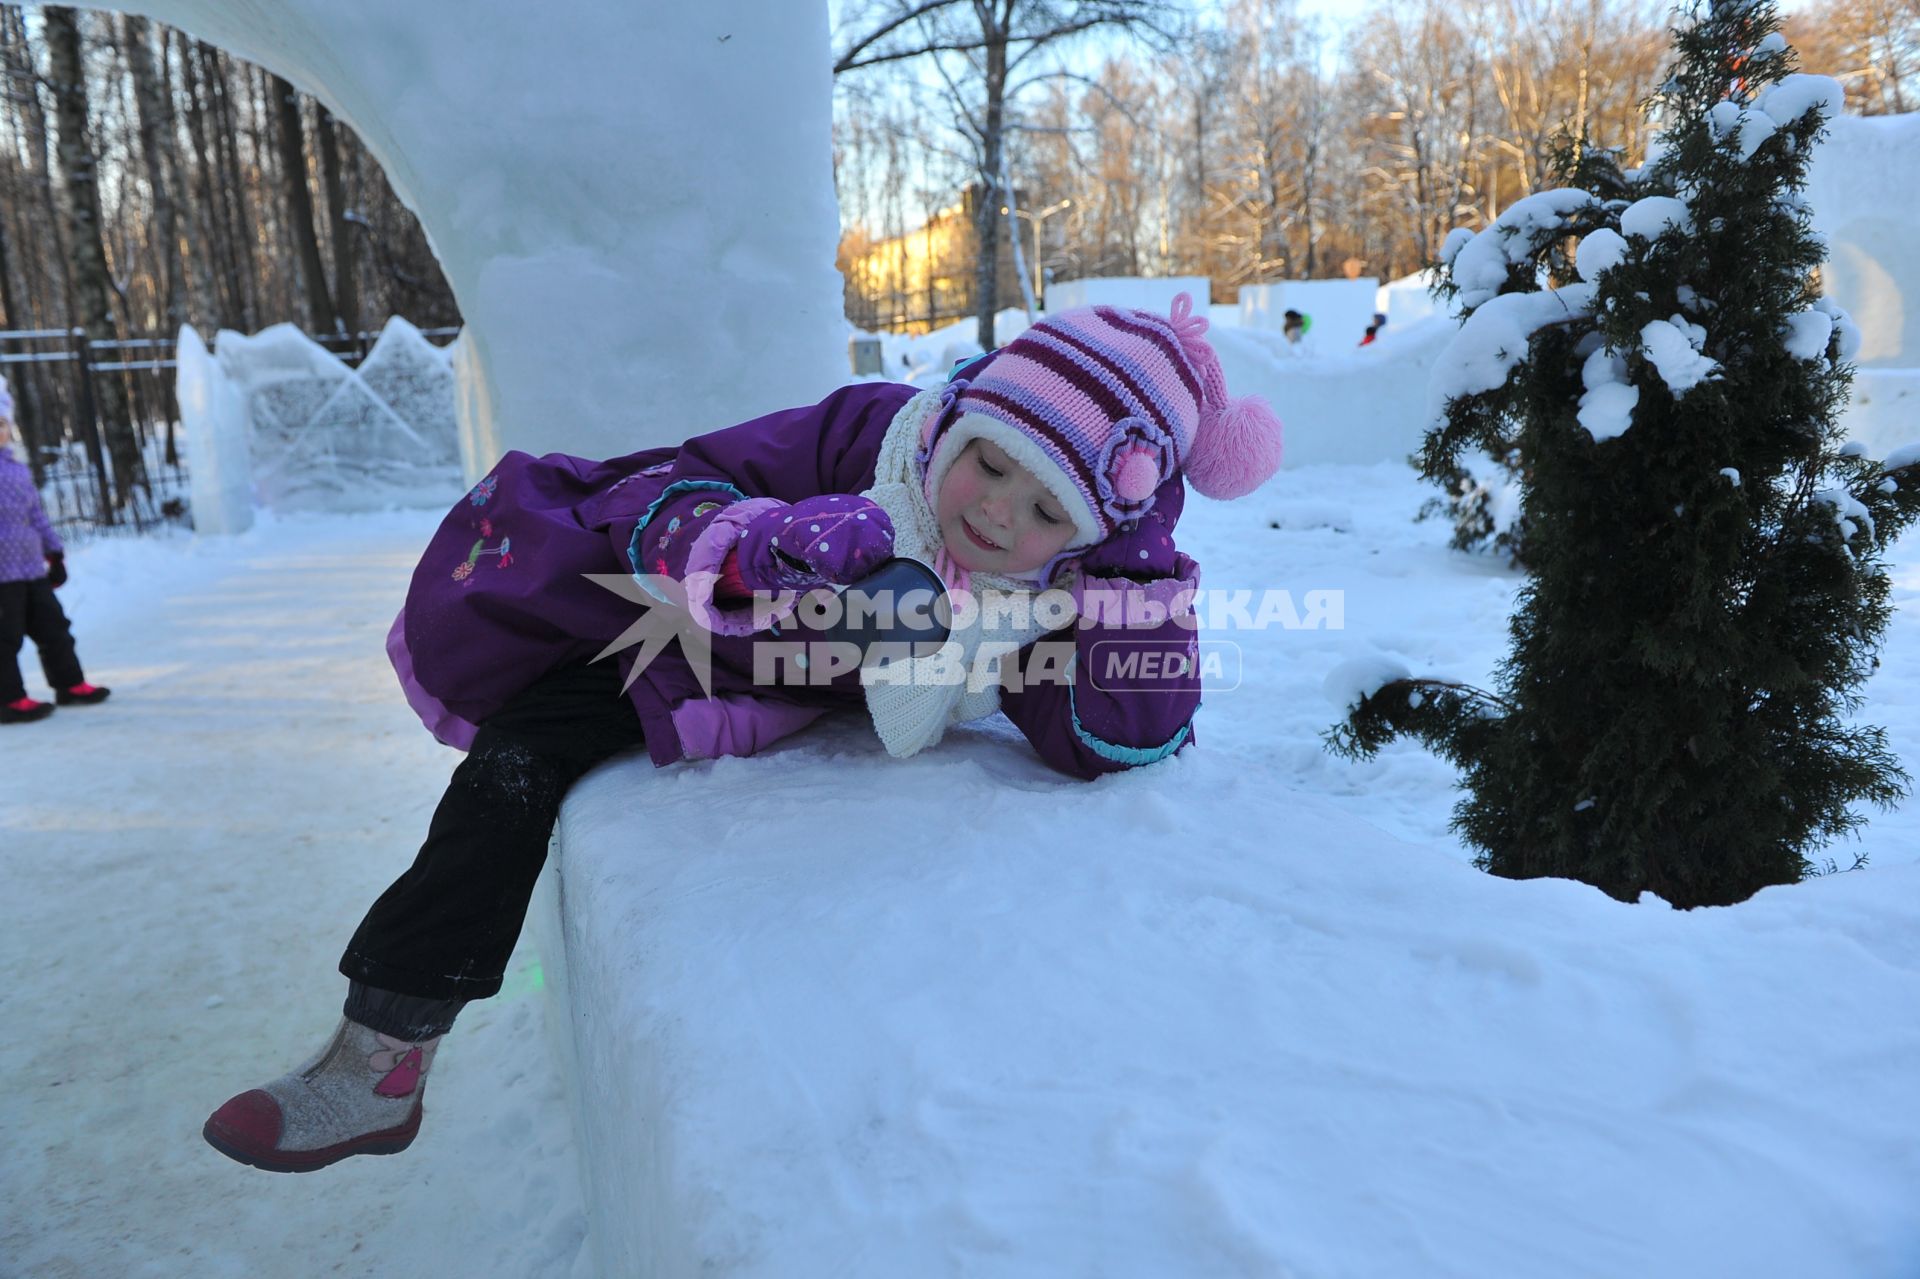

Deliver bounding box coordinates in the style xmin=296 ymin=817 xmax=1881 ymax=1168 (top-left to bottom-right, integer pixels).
xmin=977 ymin=454 xmax=1003 ymax=479
xmin=1035 ymin=506 xmax=1062 ymax=525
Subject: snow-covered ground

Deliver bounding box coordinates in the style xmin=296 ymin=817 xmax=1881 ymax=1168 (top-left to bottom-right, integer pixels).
xmin=0 ymin=509 xmax=587 ymax=1277
xmin=6 ymin=455 xmax=1919 ymax=1275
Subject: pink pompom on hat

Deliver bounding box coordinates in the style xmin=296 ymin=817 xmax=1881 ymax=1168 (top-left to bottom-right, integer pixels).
xmin=920 ymin=292 xmax=1283 ymax=566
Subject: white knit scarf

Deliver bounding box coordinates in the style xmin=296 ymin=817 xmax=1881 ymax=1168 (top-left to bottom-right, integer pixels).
xmin=857 ymin=389 xmax=1075 ymax=758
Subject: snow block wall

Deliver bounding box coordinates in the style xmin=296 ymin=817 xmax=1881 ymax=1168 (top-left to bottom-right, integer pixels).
xmin=108 ymin=0 xmax=844 ymax=473
xmin=1043 ymin=276 xmax=1213 ymax=315
xmin=1806 ymin=112 xmax=1920 ymax=368
xmin=176 ymin=318 xmax=465 ymax=517
xmin=860 ymin=309 xmax=1040 ymax=388
xmin=217 ymin=319 xmax=462 ymax=511
xmin=1377 ymin=269 xmax=1462 ymax=329
xmin=1239 ymin=278 xmax=1381 ymax=352
xmin=1210 ymin=316 xmax=1457 ymax=467
xmin=1837 ymin=368 xmax=1920 ymax=456
xmin=528 ymin=716 xmax=1920 ymax=1278
xmin=176 ymin=326 xmax=252 ymax=535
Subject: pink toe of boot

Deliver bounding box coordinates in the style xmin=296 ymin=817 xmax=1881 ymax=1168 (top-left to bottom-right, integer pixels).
xmin=202 ymin=1019 xmax=435 ymax=1173
xmin=203 ymin=1083 xmax=424 ymax=1173
xmin=202 ymin=1089 xmax=285 ymax=1165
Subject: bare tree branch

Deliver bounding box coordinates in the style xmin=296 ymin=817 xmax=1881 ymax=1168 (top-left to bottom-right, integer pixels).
xmin=834 ymin=0 xmax=970 ymax=75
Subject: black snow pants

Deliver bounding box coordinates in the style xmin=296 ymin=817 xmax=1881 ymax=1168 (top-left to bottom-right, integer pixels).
xmin=338 ymin=659 xmax=645 ymax=1038
xmin=0 ymin=576 xmax=84 ymax=703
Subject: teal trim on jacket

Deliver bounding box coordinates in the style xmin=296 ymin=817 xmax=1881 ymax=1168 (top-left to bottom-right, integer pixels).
xmin=1064 ymin=650 xmax=1196 ymax=766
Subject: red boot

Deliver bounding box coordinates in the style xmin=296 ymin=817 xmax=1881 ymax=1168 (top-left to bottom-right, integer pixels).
xmin=1 ymin=697 xmax=53 ymax=724
xmin=55 ymin=682 xmax=110 ymax=706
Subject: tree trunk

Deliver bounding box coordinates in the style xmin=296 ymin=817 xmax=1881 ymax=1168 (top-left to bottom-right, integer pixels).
xmin=207 ymin=45 xmax=259 ymax=328
xmin=974 ymin=7 xmax=1009 ymax=352
xmin=314 ymin=104 xmax=360 ymax=337
xmin=0 ymin=7 xmax=61 ymax=452
xmin=182 ymin=38 xmax=241 ymax=327
xmin=270 ymin=73 xmax=336 ymax=333
xmin=247 ymin=66 xmax=287 ymax=322
xmin=121 ymin=15 xmax=183 ymax=449
xmin=122 ymin=14 xmax=187 ymax=332
xmin=1301 ymin=137 xmax=1318 ymax=278
xmin=6 ymin=7 xmax=77 ymax=312
xmin=159 ymin=26 xmax=216 ymax=322
xmin=45 ymin=7 xmax=142 ymax=511
xmin=0 ymin=206 xmax=39 ymax=478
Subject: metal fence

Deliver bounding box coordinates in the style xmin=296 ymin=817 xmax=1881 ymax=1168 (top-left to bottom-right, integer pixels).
xmin=2 ymin=324 xmax=461 ymax=542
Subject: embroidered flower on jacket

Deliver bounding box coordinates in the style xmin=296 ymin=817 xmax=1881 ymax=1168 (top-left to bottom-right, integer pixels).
xmin=455 ymin=531 xmax=512 ymax=579
xmin=467 ymin=474 xmax=499 ymax=506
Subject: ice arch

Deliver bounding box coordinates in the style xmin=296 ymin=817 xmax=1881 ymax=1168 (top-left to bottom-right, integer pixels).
xmin=104 ymin=0 xmax=843 ymax=474
xmin=1807 ymin=113 xmax=1920 ymax=369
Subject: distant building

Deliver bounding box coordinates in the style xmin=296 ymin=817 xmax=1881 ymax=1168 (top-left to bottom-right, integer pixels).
xmin=840 ymin=184 xmax=1027 ymax=335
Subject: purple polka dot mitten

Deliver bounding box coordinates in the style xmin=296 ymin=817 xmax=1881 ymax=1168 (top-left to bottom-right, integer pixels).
xmin=734 ymin=493 xmax=897 ymax=593
xmin=1075 ymin=476 xmax=1185 ymax=583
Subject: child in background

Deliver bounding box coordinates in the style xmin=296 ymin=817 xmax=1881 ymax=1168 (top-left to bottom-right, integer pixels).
xmin=0 ymin=382 xmax=110 ymax=724
xmin=203 ymin=295 xmax=1283 ymax=1172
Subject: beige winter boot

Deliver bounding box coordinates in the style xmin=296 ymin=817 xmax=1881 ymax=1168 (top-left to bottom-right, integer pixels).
xmin=202 ymin=1017 xmax=441 ymax=1173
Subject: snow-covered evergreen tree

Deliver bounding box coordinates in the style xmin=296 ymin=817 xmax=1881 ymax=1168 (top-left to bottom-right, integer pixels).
xmin=1328 ymin=0 xmax=1920 ymax=908
xmin=1415 ymin=136 xmax=1640 ymax=569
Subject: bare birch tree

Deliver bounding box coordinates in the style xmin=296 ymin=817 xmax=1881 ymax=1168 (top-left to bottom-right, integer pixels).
xmin=45 ymin=7 xmax=141 ymax=509
xmin=121 ymin=14 xmax=185 ymax=332
xmin=836 ymin=0 xmax=1174 ymax=349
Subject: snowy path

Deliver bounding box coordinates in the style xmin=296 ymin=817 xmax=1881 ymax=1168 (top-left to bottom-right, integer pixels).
xmin=0 ymin=510 xmax=586 ymax=1279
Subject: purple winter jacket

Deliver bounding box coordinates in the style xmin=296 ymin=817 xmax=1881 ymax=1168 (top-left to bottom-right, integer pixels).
xmin=0 ymin=450 xmax=62 ymax=584
xmin=389 ymin=382 xmax=1202 ymax=781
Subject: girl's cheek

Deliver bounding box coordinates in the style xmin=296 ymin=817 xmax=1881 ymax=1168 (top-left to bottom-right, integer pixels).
xmin=938 ymin=468 xmax=974 ymax=515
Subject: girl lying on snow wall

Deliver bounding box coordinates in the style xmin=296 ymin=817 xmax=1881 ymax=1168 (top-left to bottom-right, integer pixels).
xmin=202 ymin=294 xmax=1284 ymax=1173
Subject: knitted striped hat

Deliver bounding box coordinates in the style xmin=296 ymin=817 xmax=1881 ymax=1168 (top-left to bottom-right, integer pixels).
xmin=920 ymin=293 xmax=1283 ymax=558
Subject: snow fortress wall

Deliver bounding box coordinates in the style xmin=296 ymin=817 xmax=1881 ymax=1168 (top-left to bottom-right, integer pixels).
xmin=176 ymin=318 xmax=466 ymax=520
xmin=1377 ymin=269 xmax=1463 ymax=329
xmin=1837 ymin=369 xmax=1920 ymax=456
xmin=1805 ymin=112 xmax=1920 ymax=369
xmin=1043 ymin=276 xmax=1214 ymax=315
xmin=1208 ymin=315 xmax=1457 ymax=467
xmin=1239 ymin=278 xmax=1381 ymax=352
xmin=109 ymin=0 xmax=844 ymax=478
xmin=529 ymin=716 xmax=1920 ymax=1277
xmin=176 ymin=326 xmax=252 ymax=535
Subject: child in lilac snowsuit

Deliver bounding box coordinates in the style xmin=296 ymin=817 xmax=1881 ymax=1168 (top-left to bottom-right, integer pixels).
xmin=203 ymin=295 xmax=1283 ymax=1173
xmin=0 ymin=384 xmax=109 ymax=724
